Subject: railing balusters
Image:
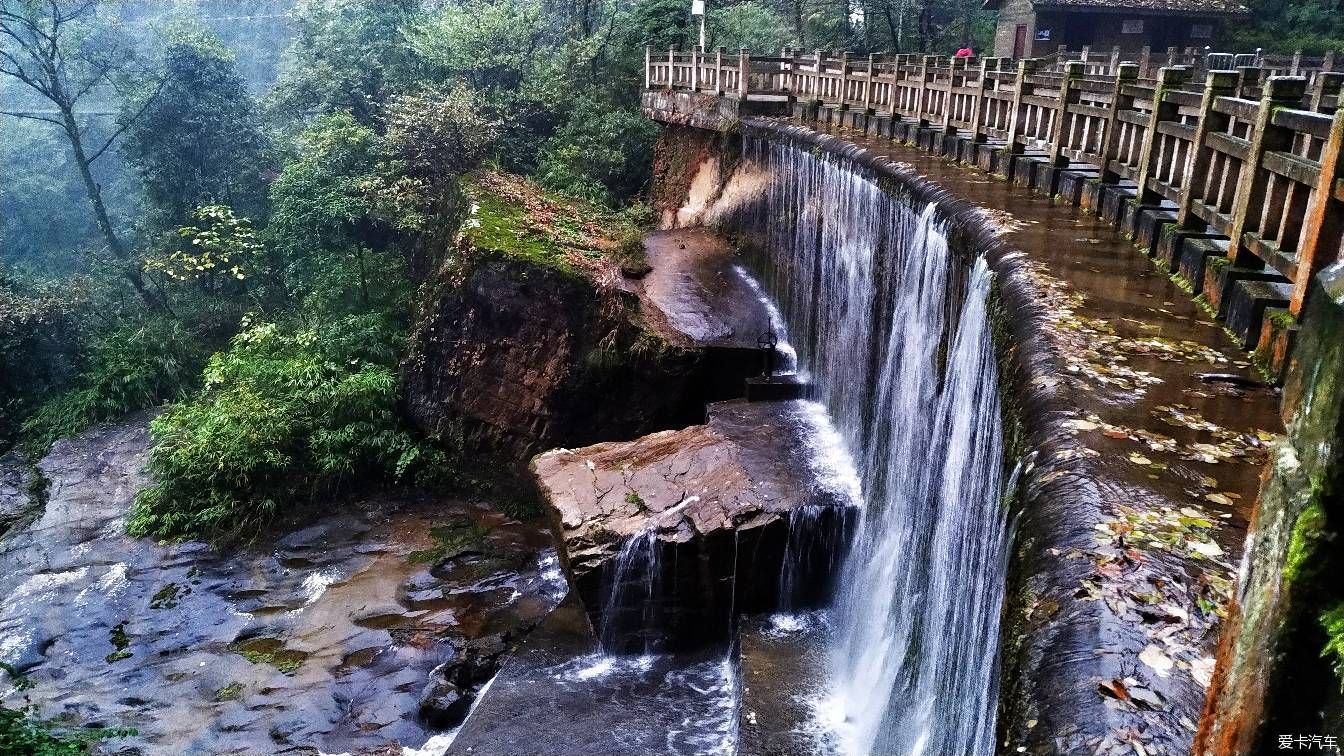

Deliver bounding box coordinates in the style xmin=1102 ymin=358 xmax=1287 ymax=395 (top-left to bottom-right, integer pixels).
xmin=644 ymin=50 xmax=1344 ymax=322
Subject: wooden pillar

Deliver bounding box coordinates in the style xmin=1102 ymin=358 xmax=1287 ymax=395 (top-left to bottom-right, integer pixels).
xmin=1176 ymin=70 xmax=1240 ymax=228
xmin=1135 ymin=66 xmax=1192 ymax=204
xmin=738 ymin=48 xmax=749 ymax=100
xmin=1290 ymin=107 xmax=1344 ymax=313
xmin=1099 ymin=63 xmax=1139 ymax=182
xmin=1005 ymin=58 xmax=1040 ymax=156
xmin=1049 ymin=61 xmax=1084 ymax=167
xmin=785 ymin=47 xmax=800 ymax=98
xmin=1226 ymin=76 xmax=1311 ymax=266
xmin=917 ymin=55 xmax=938 ymax=125
xmin=890 ymin=53 xmax=905 ymax=118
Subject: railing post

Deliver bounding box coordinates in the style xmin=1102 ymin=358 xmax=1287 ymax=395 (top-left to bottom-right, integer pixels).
xmin=1237 ymin=65 xmax=1265 ymax=98
xmin=716 ymin=47 xmax=725 ymax=96
xmin=863 ymin=53 xmax=876 ymax=112
xmin=738 ymin=48 xmax=749 ymax=100
xmin=1109 ymin=46 xmax=1121 ymax=74
xmin=1166 ymin=46 xmax=1178 ymax=68
xmin=1176 ymin=69 xmax=1239 ymax=228
xmin=1100 ymin=63 xmax=1139 ymax=182
xmin=1291 ymin=49 xmax=1303 ymax=76
xmin=1005 ymin=58 xmax=1040 ymax=158
xmin=916 ymin=55 xmax=937 ymax=125
xmin=1048 ymin=61 xmax=1084 ymax=167
xmin=1290 ymin=108 xmax=1344 ymax=313
xmin=1324 ymin=50 xmax=1337 ymax=72
xmin=667 ymin=45 xmax=676 ymax=90
xmin=1310 ymin=71 xmax=1343 ymax=112
xmin=970 ymin=57 xmax=997 ymax=143
xmin=1135 ymin=66 xmax=1192 ymax=204
xmin=786 ymin=47 xmax=800 ymax=99
xmin=838 ymin=51 xmax=851 ymax=109
xmin=1225 ymin=76 xmax=1310 ymax=265
xmin=1139 ymin=45 xmax=1151 ymax=78
xmin=691 ymin=45 xmax=701 ymax=92
xmin=645 ymin=45 xmax=652 ymax=89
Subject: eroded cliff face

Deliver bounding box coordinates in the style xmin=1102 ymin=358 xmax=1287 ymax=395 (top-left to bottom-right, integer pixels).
xmin=401 ymin=172 xmax=705 ymax=463
xmin=1196 ymin=264 xmax=1344 ymax=755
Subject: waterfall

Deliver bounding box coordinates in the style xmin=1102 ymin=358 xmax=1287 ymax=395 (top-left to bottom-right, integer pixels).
xmin=728 ymin=137 xmax=1010 ymax=756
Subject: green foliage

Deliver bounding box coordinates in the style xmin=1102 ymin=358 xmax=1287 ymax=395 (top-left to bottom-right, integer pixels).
xmin=1226 ymin=0 xmax=1344 ymax=54
xmin=127 ymin=314 xmax=434 ymax=539
xmin=407 ymin=520 xmax=493 ymax=564
xmin=0 ymin=688 xmax=136 ymax=755
xmin=707 ymin=1 xmax=795 ymax=52
xmin=537 ymin=96 xmax=658 ymax=205
xmin=121 ymin=27 xmax=271 ymax=230
xmin=271 ymin=0 xmax=423 ymax=124
xmin=21 ymin=317 xmax=206 ymax=455
xmin=1322 ymin=602 xmax=1344 ymax=691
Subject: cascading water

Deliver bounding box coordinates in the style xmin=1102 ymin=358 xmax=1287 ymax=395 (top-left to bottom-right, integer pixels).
xmin=727 ymin=136 xmax=1011 ymax=756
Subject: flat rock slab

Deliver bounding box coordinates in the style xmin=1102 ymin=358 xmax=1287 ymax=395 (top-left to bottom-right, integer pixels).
xmin=640 ymin=227 xmax=776 ymax=349
xmin=533 ymin=399 xmax=855 ymax=580
xmin=447 ymin=595 xmax=738 ymax=756
xmin=0 ymin=419 xmax=566 ymax=755
xmin=737 ymin=612 xmax=838 ymax=756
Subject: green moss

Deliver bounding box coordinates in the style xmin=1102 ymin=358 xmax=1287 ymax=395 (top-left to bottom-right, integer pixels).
xmin=149 ymin=583 xmax=181 ymax=610
xmin=1266 ymin=309 xmax=1297 ymax=330
xmin=624 ymin=491 xmax=647 ymax=512
xmin=465 ymin=192 xmax=576 ymax=273
xmin=105 ymin=622 xmax=131 ymax=664
xmin=1285 ymin=499 xmax=1327 ymax=583
xmin=229 ymin=638 xmax=306 ymax=675
xmin=407 ymin=520 xmax=492 ymax=565
xmin=213 ymin=682 xmax=244 ymax=702
xmin=1320 ymin=602 xmax=1344 ymax=691
xmin=1207 ymin=255 xmax=1233 ymax=270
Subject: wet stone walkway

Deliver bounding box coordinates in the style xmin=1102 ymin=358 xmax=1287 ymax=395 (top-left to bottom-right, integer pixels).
xmin=0 ymin=418 xmax=566 ymax=755
xmin=818 ymin=126 xmax=1283 ymax=755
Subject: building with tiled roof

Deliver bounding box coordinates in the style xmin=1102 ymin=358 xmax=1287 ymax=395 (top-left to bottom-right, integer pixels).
xmin=984 ymin=0 xmax=1251 ymax=58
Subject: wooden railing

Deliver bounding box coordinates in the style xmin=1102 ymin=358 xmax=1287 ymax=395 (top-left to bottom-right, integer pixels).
xmin=645 ymin=47 xmax=1344 ymax=317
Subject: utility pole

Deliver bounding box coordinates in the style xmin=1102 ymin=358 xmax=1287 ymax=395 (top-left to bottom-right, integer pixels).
xmin=692 ymin=0 xmax=706 ymax=49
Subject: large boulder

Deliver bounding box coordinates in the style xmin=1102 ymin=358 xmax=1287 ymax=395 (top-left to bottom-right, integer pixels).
xmin=531 ymin=399 xmax=857 ymax=651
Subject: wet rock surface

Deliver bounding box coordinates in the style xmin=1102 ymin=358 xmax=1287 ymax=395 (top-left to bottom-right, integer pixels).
xmin=639 ymin=228 xmax=774 ymax=350
xmin=0 ymin=450 xmax=35 ymax=535
xmin=447 ymin=595 xmax=739 ymax=756
xmin=736 ymin=612 xmax=835 ymax=756
xmin=0 ymin=419 xmax=565 ymax=755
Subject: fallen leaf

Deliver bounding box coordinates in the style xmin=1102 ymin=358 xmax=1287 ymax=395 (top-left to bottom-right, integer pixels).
xmin=1189 ymin=540 xmax=1225 ymax=558
xmin=1205 ymin=493 xmax=1234 ymax=506
xmin=1191 ymin=656 xmax=1215 ymax=688
xmin=1129 ymin=453 xmax=1153 ymax=465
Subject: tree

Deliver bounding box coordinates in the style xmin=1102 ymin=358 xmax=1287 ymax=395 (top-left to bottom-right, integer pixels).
xmin=0 ymin=0 xmax=159 ymax=304
xmin=121 ymin=27 xmax=271 ymax=231
xmin=271 ymin=0 xmax=421 ymax=125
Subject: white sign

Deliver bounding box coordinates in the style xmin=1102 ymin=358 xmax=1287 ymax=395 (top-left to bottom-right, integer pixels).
xmin=691 ymin=0 xmax=705 ymax=15
xmin=1122 ymin=19 xmax=1144 ymax=34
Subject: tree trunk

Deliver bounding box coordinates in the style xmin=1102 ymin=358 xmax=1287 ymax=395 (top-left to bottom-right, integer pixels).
xmin=60 ymin=105 xmax=155 ymax=308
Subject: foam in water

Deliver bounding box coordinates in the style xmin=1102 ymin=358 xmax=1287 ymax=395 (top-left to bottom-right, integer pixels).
xmin=731 ymin=137 xmax=1010 ymax=756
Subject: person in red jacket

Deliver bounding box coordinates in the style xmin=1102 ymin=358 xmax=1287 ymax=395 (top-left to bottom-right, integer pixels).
xmin=954 ymin=46 xmax=974 ymax=58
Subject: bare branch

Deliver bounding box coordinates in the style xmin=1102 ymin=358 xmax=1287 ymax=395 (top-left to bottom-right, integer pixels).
xmin=86 ymin=74 xmax=166 ymax=163
xmin=0 ymin=108 xmax=66 ymax=127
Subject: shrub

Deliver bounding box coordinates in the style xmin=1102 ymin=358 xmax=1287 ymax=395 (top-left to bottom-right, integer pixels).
xmin=127 ymin=313 xmax=435 ymax=539
xmin=21 ymin=318 xmax=206 ymax=454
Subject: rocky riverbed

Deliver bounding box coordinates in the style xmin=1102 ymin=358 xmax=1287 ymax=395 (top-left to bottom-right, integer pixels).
xmin=0 ymin=418 xmax=566 ymax=755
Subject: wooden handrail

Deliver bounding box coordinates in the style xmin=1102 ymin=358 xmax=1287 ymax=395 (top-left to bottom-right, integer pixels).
xmin=644 ymin=46 xmax=1344 ymax=317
